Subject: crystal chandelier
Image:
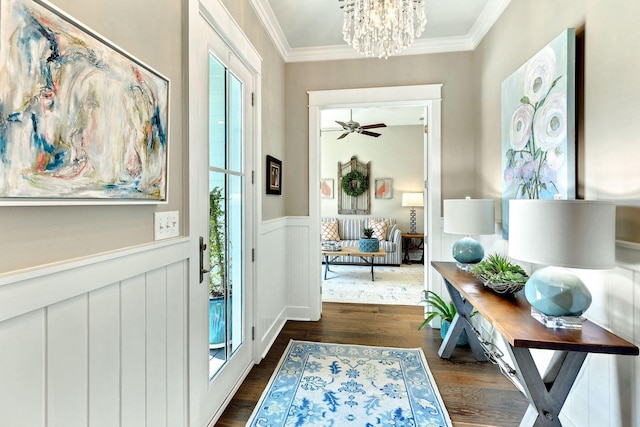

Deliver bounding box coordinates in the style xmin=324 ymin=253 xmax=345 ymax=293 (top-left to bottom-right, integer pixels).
xmin=339 ymin=0 xmax=427 ymax=59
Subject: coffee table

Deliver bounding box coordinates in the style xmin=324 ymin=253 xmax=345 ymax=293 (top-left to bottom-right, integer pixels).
xmin=322 ymin=246 xmax=386 ymax=281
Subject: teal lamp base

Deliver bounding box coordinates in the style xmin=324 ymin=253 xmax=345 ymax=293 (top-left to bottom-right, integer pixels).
xmin=452 ymin=236 xmax=484 ymax=271
xmin=524 ymin=266 xmax=592 ymax=329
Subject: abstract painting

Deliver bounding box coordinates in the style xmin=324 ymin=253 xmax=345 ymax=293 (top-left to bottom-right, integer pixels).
xmin=375 ymin=178 xmax=392 ymax=199
xmin=501 ymin=29 xmax=576 ymax=239
xmin=320 ymin=178 xmax=333 ymax=198
xmin=0 ymin=0 xmax=169 ymax=202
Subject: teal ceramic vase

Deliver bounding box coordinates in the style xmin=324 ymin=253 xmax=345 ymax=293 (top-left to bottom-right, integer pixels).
xmin=524 ymin=266 xmax=592 ymax=317
xmin=452 ymin=236 xmax=484 ymax=264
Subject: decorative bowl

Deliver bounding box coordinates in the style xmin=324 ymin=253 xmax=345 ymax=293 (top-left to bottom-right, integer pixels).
xmin=480 ymin=280 xmax=524 ymax=295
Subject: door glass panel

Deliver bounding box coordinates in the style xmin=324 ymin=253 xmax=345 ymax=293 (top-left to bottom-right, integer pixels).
xmin=208 ymin=171 xmax=227 ymax=377
xmin=209 ymin=56 xmax=226 ymax=170
xmin=208 ymin=53 xmax=245 ymax=380
xmin=228 ymin=73 xmax=242 ymax=172
xmin=228 ymin=173 xmax=243 ymax=356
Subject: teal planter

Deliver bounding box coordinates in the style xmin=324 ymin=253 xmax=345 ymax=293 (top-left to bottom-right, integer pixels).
xmin=209 ymin=297 xmax=230 ymax=348
xmin=358 ymin=238 xmax=379 ymax=252
xmin=440 ymin=320 xmax=469 ymax=346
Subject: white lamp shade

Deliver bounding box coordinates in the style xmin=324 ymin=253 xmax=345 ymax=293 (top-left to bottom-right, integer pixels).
xmin=443 ymin=199 xmax=495 ymax=235
xmin=508 ymin=199 xmax=616 ymax=269
xmin=402 ymin=192 xmax=424 ymax=207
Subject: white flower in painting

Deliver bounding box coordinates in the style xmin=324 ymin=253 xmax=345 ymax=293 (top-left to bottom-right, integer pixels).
xmin=534 ymin=93 xmax=567 ymax=151
xmin=546 ymin=146 xmax=565 ymax=170
xmin=510 ymin=104 xmax=534 ymax=150
xmin=523 ymin=46 xmax=557 ymax=104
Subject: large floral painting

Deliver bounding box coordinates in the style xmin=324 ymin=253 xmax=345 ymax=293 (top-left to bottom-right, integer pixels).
xmin=501 ymin=29 xmax=576 ymax=239
xmin=0 ymin=0 xmax=169 ymax=202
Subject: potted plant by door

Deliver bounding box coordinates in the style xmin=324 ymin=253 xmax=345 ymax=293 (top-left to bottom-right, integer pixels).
xmin=209 ymin=187 xmax=227 ymax=348
xmin=418 ymin=290 xmax=470 ymax=346
xmin=358 ymin=227 xmax=379 ymax=252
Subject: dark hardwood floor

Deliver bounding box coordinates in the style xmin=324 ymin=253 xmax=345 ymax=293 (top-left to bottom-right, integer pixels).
xmin=216 ymin=303 xmax=528 ymax=426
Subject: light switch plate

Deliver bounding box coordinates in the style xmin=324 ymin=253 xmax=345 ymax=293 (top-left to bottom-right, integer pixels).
xmin=154 ymin=211 xmax=179 ymax=240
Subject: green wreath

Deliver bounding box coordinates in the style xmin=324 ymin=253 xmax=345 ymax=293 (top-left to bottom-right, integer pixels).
xmin=341 ymin=170 xmax=368 ymax=197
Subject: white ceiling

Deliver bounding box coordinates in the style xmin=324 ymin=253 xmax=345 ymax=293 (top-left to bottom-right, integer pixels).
xmin=249 ymin=0 xmax=511 ymax=127
xmin=250 ymin=0 xmax=511 ymax=62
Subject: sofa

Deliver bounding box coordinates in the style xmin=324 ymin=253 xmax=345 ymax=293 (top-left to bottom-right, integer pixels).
xmin=321 ymin=217 xmax=402 ymax=266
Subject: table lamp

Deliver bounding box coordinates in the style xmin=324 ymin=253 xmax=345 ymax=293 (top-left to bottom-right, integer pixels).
xmin=402 ymin=192 xmax=424 ymax=234
xmin=443 ymin=198 xmax=495 ymax=271
xmin=509 ymin=199 xmax=616 ymax=329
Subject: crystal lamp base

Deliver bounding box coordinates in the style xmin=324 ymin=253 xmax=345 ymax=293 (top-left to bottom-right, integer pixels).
xmin=530 ymin=307 xmax=585 ymax=330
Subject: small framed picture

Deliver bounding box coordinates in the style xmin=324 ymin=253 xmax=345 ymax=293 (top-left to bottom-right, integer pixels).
xmin=266 ymin=155 xmax=282 ymax=195
xmin=375 ymin=178 xmax=393 ymax=199
xmin=320 ymin=178 xmax=334 ymax=198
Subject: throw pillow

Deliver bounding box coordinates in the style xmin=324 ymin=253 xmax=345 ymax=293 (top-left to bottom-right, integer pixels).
xmin=321 ymin=221 xmax=340 ymax=241
xmin=368 ymin=219 xmax=388 ymax=242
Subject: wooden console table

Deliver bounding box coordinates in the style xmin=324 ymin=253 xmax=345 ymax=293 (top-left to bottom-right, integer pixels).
xmin=431 ymin=261 xmax=638 ymax=427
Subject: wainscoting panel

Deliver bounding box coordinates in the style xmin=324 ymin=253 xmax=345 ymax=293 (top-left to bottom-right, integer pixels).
xmin=255 ymin=217 xmax=317 ymax=361
xmin=285 ymin=217 xmax=317 ymax=320
xmin=89 ymin=284 xmax=120 ymax=427
xmin=256 ymin=218 xmax=288 ymax=359
xmin=0 ymin=309 xmax=46 ymax=426
xmin=0 ymin=239 xmax=189 ymax=427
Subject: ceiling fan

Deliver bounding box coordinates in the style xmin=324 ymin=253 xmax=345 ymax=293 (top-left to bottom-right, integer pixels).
xmin=335 ymin=110 xmax=386 ymax=139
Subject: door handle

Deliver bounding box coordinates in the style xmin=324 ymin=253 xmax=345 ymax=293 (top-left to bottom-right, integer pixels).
xmin=199 ymin=236 xmax=211 ymax=283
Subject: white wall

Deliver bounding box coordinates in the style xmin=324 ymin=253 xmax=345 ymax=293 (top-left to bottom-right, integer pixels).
xmin=320 ymin=125 xmax=424 ymax=233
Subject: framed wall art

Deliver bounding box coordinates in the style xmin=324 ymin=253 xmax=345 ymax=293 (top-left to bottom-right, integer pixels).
xmin=501 ymin=28 xmax=576 ymax=239
xmin=266 ymin=155 xmax=282 ymax=195
xmin=0 ymin=0 xmax=169 ymax=204
xmin=374 ymin=178 xmax=393 ymax=199
xmin=321 ymin=178 xmax=334 ymax=198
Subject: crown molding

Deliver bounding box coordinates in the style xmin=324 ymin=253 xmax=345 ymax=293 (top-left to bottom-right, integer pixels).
xmin=250 ymin=0 xmax=511 ymax=63
xmin=248 ymin=0 xmax=290 ymax=59
xmin=468 ymin=0 xmax=512 ymax=49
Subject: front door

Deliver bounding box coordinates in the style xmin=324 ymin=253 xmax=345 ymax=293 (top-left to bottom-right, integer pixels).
xmin=188 ymin=3 xmax=255 ymax=425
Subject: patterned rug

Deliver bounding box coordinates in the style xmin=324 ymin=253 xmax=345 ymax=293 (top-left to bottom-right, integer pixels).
xmin=247 ymin=340 xmax=452 ymax=427
xmin=322 ymin=264 xmax=424 ymax=305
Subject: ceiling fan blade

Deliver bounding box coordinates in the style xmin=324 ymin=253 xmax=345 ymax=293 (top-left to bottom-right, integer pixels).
xmin=337 ymin=132 xmax=350 ymax=140
xmin=361 ymin=123 xmax=387 ymax=130
xmin=335 ymin=120 xmax=348 ymax=130
xmin=361 ymin=130 xmax=381 ymax=137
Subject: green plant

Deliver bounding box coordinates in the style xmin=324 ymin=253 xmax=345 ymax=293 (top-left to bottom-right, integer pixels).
xmin=209 ymin=187 xmax=225 ymax=298
xmin=470 ymin=253 xmax=528 ymax=294
xmin=417 ymin=290 xmax=457 ymax=331
xmin=362 ymin=227 xmax=374 ymax=239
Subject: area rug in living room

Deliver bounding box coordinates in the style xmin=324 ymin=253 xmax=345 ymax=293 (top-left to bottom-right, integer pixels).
xmin=246 ymin=340 xmax=452 ymax=427
xmin=322 ymin=264 xmax=424 ymax=305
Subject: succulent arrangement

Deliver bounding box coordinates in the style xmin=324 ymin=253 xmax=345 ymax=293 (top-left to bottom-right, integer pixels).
xmin=362 ymin=227 xmax=375 ymax=239
xmin=470 ymin=253 xmax=528 ymax=294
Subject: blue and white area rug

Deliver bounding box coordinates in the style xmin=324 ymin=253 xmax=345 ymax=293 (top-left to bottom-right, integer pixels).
xmin=247 ymin=340 xmax=452 ymax=427
xmin=322 ymin=264 xmax=424 ymax=306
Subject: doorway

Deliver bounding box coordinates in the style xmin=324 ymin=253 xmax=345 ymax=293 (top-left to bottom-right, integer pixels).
xmin=309 ymin=85 xmax=443 ymax=314
xmin=187 ymin=1 xmax=259 ymax=425
xmin=319 ymin=106 xmax=426 ymax=304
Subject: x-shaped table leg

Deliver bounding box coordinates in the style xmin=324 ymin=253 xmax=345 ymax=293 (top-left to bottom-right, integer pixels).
xmin=438 ymin=279 xmax=488 ymax=361
xmin=505 ymin=346 xmax=588 ymax=427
